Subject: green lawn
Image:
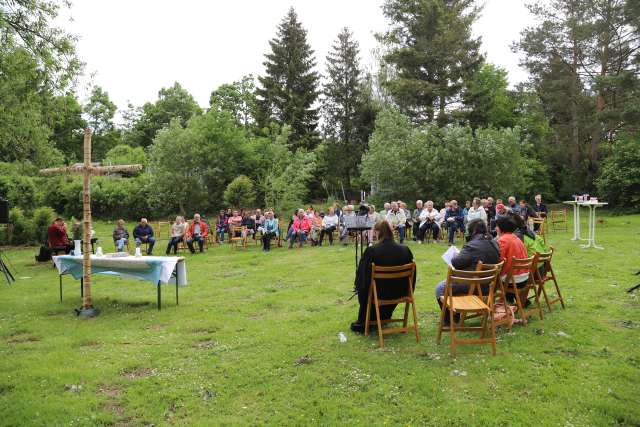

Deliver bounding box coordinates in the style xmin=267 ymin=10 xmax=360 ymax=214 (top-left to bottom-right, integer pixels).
xmin=1 ymin=214 xmax=639 ymax=426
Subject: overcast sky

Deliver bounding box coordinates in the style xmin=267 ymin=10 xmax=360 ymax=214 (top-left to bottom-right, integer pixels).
xmin=64 ymin=0 xmax=535 ymax=112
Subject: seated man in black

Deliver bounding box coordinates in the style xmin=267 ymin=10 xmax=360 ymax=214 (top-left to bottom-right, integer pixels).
xmin=434 ymin=218 xmax=500 ymax=324
xmin=351 ymin=220 xmax=415 ymax=333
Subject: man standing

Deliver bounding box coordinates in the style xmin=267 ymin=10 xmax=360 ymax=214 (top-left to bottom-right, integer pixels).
xmin=133 ymin=218 xmax=155 ymax=255
xmin=186 ymin=213 xmax=209 ymax=253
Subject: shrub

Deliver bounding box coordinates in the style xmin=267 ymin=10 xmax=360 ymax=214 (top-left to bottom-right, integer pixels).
xmin=596 ymin=135 xmax=640 ymax=212
xmin=224 ymin=175 xmax=256 ymax=208
xmin=8 ymin=207 xmax=33 ymax=245
xmin=31 ymin=206 xmax=57 ymax=245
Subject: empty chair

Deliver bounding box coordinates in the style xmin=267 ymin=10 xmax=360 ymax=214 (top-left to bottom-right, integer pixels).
xmin=436 ymin=265 xmax=501 ymax=357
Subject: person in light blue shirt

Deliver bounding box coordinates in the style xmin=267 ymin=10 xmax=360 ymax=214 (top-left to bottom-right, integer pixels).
xmin=260 ymin=210 xmax=279 ymax=252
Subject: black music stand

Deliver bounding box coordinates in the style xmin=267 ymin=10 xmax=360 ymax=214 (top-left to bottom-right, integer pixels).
xmin=343 ymin=215 xmax=376 ymax=273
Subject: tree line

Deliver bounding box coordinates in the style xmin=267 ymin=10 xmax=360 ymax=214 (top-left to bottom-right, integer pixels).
xmin=1 ymin=0 xmax=639 ymax=222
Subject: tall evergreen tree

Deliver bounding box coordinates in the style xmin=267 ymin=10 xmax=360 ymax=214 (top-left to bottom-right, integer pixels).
xmin=377 ymin=0 xmax=483 ymax=125
xmin=517 ymin=0 xmax=640 ymax=191
xmin=322 ymin=28 xmax=370 ymax=189
xmin=256 ymin=7 xmax=319 ymax=150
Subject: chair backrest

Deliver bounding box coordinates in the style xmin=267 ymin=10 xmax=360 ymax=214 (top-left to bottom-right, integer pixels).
xmin=371 ymin=262 xmax=416 ymax=281
xmin=444 ymin=265 xmax=500 ymax=300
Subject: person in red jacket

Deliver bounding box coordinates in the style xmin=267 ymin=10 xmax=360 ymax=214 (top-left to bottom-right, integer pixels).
xmin=47 ymin=218 xmax=73 ymax=253
xmin=496 ymin=214 xmax=530 ymax=303
xmin=185 ymin=213 xmax=209 ymax=253
xmin=289 ymin=209 xmax=311 ymax=249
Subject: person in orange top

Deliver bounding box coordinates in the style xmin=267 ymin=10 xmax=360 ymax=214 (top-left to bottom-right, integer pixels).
xmin=496 ymin=214 xmax=530 ymax=303
xmin=185 ymin=213 xmax=209 ymax=253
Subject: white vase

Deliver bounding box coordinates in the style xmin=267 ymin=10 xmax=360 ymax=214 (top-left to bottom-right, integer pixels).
xmin=73 ymin=240 xmax=82 ymax=256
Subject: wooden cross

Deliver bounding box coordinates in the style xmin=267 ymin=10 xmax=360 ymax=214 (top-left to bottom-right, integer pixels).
xmin=40 ymin=128 xmax=143 ymax=315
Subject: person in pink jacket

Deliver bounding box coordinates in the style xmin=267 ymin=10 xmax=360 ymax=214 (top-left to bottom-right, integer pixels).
xmin=289 ymin=209 xmax=311 ymax=249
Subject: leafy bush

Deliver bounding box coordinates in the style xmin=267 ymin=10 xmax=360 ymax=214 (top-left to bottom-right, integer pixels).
xmin=224 ymin=175 xmax=256 ymax=208
xmin=7 ymin=207 xmax=33 ymax=245
xmin=0 ymin=174 xmax=42 ymax=211
xmin=31 ymin=206 xmax=57 ymax=245
xmin=596 ymin=135 xmax=640 ymax=212
xmin=360 ymin=108 xmax=552 ymax=203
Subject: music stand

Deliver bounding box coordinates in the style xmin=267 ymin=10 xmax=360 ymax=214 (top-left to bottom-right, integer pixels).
xmin=343 ymin=215 xmax=376 ymax=272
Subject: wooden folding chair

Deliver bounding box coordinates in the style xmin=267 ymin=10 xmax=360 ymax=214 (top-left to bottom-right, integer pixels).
xmin=532 ymin=248 xmax=565 ymax=312
xmin=530 ymin=217 xmax=546 ymax=243
xmin=229 ymin=225 xmax=248 ymax=250
xmin=549 ymin=209 xmax=567 ymax=232
xmin=436 ymin=265 xmax=501 ymax=357
xmin=365 ymin=262 xmax=419 ymax=348
xmin=503 ymin=256 xmax=543 ymax=325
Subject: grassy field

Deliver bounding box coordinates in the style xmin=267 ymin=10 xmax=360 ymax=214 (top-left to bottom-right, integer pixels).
xmin=0 ymin=213 xmax=639 ymax=426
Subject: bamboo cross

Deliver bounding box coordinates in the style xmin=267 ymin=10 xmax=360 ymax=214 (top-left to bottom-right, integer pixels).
xmin=40 ymin=128 xmax=143 ymax=315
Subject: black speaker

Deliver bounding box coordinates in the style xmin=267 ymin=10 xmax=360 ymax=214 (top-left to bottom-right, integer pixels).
xmin=0 ymin=199 xmax=8 ymax=224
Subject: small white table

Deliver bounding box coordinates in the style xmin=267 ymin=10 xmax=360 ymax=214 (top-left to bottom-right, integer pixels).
xmin=578 ymin=201 xmax=607 ymax=249
xmin=563 ymin=201 xmax=585 ymax=241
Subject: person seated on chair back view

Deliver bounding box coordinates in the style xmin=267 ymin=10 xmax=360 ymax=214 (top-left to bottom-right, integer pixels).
xmin=351 ymin=220 xmax=415 ymax=333
xmin=48 ymin=217 xmax=73 ymax=254
xmin=496 ymin=214 xmax=529 ymax=304
xmin=434 ymin=218 xmax=500 ymax=324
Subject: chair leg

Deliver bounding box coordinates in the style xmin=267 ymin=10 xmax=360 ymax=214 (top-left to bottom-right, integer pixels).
xmin=449 ymin=306 xmax=457 ymax=357
xmin=489 ymin=312 xmax=497 ymax=356
xmin=511 ymin=284 xmax=528 ymax=326
xmin=411 ymin=300 xmax=420 ymax=343
xmin=538 ymin=281 xmax=553 ymax=312
xmin=403 ymin=302 xmax=409 ymax=329
xmin=551 ymin=270 xmax=566 ymax=309
xmin=364 ymin=286 xmax=373 ymax=337
xmin=437 ymin=301 xmax=446 ymax=344
xmin=372 ymin=284 xmax=384 ymax=348
xmin=532 ymin=283 xmax=544 ymax=320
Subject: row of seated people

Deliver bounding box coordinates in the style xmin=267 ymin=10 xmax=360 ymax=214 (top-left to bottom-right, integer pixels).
xmin=350 ymin=210 xmax=552 ymax=334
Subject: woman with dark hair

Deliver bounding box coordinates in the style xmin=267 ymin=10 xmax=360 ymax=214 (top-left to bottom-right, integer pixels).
xmin=351 ymin=221 xmax=415 ymax=333
xmin=434 ymin=218 xmax=500 ymax=323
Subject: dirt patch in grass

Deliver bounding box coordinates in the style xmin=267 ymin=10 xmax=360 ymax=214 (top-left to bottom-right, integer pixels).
xmin=77 ymin=339 xmax=101 ymax=348
xmin=6 ymin=332 xmax=40 ymax=344
xmin=147 ymin=324 xmax=166 ymax=331
xmin=99 ymin=385 xmax=133 ymax=425
xmin=193 ymin=339 xmax=217 ymax=349
xmin=191 ymin=326 xmax=218 ymax=334
xmin=120 ymin=367 xmax=154 ymax=380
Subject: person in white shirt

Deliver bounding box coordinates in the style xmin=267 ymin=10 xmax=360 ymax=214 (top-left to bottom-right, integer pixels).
xmin=438 ymin=201 xmax=449 ymax=229
xmin=416 ymin=200 xmax=440 ymax=243
xmin=319 ymin=207 xmax=339 ymax=246
xmin=366 ymin=205 xmax=379 ymax=244
xmin=386 ymin=201 xmax=407 ymax=243
xmin=340 ymin=205 xmax=355 ymax=244
xmin=380 ymin=202 xmax=391 ymax=217
xmin=466 ymin=197 xmax=487 ymax=231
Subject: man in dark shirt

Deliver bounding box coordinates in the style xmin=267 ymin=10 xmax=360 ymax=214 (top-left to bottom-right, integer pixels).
xmin=133 ymin=218 xmax=155 ymax=255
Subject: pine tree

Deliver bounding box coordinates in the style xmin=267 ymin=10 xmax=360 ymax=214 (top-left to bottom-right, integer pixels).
xmin=377 ymin=0 xmax=483 ymax=125
xmin=322 ymin=28 xmax=366 ymax=189
xmin=256 ymin=8 xmax=319 ymax=151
